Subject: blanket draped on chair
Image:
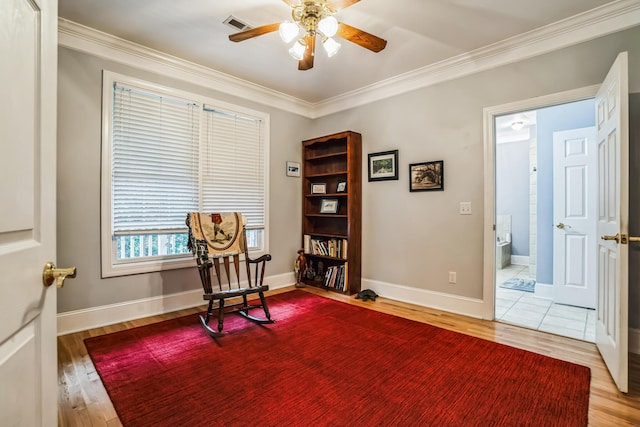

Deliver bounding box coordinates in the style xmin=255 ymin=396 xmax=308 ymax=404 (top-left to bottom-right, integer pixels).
xmin=186 ymin=212 xmax=243 ymax=259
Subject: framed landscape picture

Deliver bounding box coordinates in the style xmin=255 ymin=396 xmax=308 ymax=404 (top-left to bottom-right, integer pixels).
xmin=409 ymin=160 xmax=444 ymax=192
xmin=368 ymin=150 xmax=398 ymax=182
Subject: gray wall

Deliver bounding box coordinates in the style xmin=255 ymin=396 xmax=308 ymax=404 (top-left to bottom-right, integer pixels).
xmin=535 ymin=99 xmax=595 ymax=284
xmin=58 ymin=26 xmax=640 ymax=331
xmin=308 ymin=27 xmax=640 ymax=317
xmin=57 ymin=47 xmax=311 ymax=313
xmin=496 ymin=140 xmax=529 ymax=256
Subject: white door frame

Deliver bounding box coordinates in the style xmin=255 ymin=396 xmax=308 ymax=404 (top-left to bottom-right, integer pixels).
xmin=482 ymin=85 xmax=599 ymax=320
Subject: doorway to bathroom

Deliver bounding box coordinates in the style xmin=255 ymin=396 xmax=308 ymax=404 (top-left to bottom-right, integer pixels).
xmin=493 ymin=98 xmax=597 ymax=342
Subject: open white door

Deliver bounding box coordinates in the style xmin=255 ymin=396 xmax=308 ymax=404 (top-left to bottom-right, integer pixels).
xmin=552 ymin=127 xmax=597 ymax=309
xmin=0 ymin=0 xmax=62 ymax=424
xmin=595 ymin=52 xmax=629 ymax=393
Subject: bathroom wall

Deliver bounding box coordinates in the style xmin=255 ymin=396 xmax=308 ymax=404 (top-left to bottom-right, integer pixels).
xmin=496 ymin=140 xmax=530 ymax=256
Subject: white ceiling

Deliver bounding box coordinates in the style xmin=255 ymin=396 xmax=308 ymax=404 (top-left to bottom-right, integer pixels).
xmin=58 ymin=0 xmax=618 ymax=104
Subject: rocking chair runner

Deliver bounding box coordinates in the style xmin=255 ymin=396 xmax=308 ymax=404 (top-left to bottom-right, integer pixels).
xmin=186 ymin=212 xmax=274 ymax=337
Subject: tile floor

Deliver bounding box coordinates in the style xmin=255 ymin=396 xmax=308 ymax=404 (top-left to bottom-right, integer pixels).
xmin=495 ymin=264 xmax=595 ymax=342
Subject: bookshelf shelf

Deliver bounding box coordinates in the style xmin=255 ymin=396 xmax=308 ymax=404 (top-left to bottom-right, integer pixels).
xmin=301 ymin=131 xmax=361 ymax=295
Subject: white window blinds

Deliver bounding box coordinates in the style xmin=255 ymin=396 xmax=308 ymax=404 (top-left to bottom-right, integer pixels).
xmin=202 ymin=107 xmax=265 ymax=230
xmin=112 ymin=84 xmax=200 ymax=234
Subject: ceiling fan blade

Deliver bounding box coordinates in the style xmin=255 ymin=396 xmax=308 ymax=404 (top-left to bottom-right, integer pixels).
xmin=298 ymin=35 xmax=316 ymax=71
xmin=327 ymin=0 xmax=361 ymax=11
xmin=229 ymin=23 xmax=280 ymax=42
xmin=336 ymin=22 xmax=387 ymax=53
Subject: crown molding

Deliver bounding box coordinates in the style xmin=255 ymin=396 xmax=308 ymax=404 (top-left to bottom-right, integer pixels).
xmin=58 ymin=0 xmax=640 ymax=119
xmin=311 ymin=0 xmax=640 ymax=118
xmin=58 ymin=19 xmax=315 ymax=118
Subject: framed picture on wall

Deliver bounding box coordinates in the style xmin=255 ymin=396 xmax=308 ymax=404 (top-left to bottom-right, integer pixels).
xmin=409 ymin=160 xmax=444 ymax=192
xmin=286 ymin=161 xmax=300 ymax=177
xmin=368 ymin=150 xmax=399 ymax=182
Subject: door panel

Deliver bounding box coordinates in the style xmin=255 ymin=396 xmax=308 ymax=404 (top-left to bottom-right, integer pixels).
xmin=553 ymin=127 xmax=596 ymax=309
xmin=0 ymin=0 xmax=58 ymax=424
xmin=595 ymin=51 xmax=628 ymax=393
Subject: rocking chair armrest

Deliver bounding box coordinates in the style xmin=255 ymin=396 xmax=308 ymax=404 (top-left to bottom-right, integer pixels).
xmin=247 ymin=253 xmax=272 ymax=264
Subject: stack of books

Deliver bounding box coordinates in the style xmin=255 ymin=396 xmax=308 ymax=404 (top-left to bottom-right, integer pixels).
xmin=303 ymin=235 xmax=348 ymax=259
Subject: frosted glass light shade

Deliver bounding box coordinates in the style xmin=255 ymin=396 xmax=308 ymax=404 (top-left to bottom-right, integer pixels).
xmin=279 ymin=21 xmax=299 ymax=43
xmin=318 ymin=15 xmax=338 ymax=37
xmin=322 ymin=37 xmax=341 ymax=57
xmin=289 ymin=40 xmax=306 ymax=60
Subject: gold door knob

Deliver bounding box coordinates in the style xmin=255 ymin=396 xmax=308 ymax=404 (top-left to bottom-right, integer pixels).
xmin=601 ymin=234 xmax=620 ymax=244
xmin=43 ymin=261 xmax=77 ymax=288
xmin=556 ymin=223 xmax=565 ymax=229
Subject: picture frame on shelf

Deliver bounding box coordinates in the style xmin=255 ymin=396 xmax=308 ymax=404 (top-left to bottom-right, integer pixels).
xmin=336 ymin=181 xmax=347 ymax=193
xmin=368 ymin=150 xmax=398 ymax=182
xmin=286 ymin=161 xmax=300 ymax=177
xmin=311 ymin=183 xmax=327 ymax=194
xmin=409 ymin=160 xmax=444 ymax=192
xmin=320 ymin=198 xmax=339 ymax=214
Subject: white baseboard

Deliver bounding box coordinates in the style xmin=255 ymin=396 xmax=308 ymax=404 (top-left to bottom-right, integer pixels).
xmin=534 ymin=282 xmax=553 ymax=299
xmin=362 ymin=278 xmax=486 ymax=319
xmin=510 ymin=255 xmax=530 ymax=266
xmin=56 ymin=272 xmax=295 ymax=336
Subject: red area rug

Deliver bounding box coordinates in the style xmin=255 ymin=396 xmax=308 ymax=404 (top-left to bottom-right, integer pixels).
xmin=84 ymin=290 xmax=590 ymax=426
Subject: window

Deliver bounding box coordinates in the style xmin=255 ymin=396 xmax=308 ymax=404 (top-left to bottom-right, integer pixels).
xmin=101 ymin=72 xmax=269 ymax=277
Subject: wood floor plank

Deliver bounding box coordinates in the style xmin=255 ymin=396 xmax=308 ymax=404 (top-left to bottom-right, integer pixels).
xmin=57 ymin=286 xmax=640 ymax=426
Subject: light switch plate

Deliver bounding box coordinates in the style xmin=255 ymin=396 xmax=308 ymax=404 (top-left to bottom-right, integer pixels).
xmin=460 ymin=202 xmax=472 ymax=215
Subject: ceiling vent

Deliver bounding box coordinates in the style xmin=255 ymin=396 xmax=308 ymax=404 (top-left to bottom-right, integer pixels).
xmin=224 ymin=16 xmax=252 ymax=32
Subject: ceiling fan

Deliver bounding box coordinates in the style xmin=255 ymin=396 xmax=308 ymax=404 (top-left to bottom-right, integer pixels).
xmin=228 ymin=0 xmax=387 ymax=71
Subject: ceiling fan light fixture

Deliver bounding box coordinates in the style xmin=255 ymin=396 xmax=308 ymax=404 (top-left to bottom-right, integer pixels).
xmin=279 ymin=21 xmax=299 ymax=43
xmin=322 ymin=37 xmax=341 ymax=57
xmin=318 ymin=15 xmax=338 ymax=37
xmin=289 ymin=40 xmax=306 ymax=60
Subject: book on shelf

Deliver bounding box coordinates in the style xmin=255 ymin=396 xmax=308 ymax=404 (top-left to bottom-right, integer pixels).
xmin=303 ymin=234 xmax=311 ymax=253
xmin=305 ymin=237 xmax=349 ymax=259
xmin=322 ymin=264 xmax=347 ymax=291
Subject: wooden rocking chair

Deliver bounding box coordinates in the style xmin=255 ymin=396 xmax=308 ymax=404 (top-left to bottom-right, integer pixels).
xmin=186 ymin=212 xmax=274 ymax=337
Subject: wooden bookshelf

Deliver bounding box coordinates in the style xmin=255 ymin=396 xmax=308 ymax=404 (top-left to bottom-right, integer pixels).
xmin=301 ymin=131 xmax=361 ymax=294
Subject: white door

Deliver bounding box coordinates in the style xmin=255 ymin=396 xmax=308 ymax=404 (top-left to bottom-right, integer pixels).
xmin=0 ymin=0 xmax=60 ymax=425
xmin=552 ymin=127 xmax=597 ymax=309
xmin=595 ymin=52 xmax=629 ymax=393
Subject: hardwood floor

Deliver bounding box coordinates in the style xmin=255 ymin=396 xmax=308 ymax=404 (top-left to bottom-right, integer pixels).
xmin=58 ymin=286 xmax=640 ymax=426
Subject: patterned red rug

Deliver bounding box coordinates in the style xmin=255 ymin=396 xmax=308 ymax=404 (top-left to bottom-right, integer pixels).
xmin=84 ymin=290 xmax=590 ymax=426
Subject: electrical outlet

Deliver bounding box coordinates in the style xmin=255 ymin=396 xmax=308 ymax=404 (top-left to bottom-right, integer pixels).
xmin=459 ymin=202 xmax=472 ymax=215
xmin=448 ymin=272 xmax=457 ymax=284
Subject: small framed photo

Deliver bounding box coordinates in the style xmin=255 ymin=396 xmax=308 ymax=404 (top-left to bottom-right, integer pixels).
xmin=311 ymin=183 xmax=327 ymax=194
xmin=320 ymin=198 xmax=339 ymax=214
xmin=286 ymin=161 xmax=300 ymax=177
xmin=409 ymin=160 xmax=444 ymax=192
xmin=368 ymin=150 xmax=398 ymax=182
xmin=336 ymin=181 xmax=347 ymax=193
